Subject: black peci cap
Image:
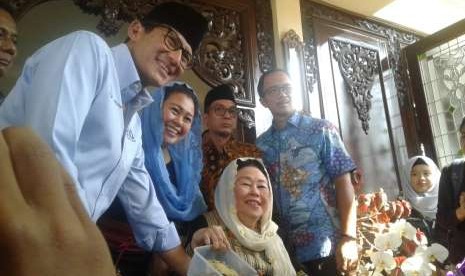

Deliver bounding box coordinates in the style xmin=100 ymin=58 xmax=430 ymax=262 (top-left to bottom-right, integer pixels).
xmin=142 ymin=2 xmax=208 ymax=52
xmin=204 ymin=84 xmax=237 ymax=112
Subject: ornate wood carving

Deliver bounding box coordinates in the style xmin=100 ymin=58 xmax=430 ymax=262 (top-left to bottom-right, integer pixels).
xmin=300 ymin=4 xmax=318 ymax=95
xmin=255 ymin=0 xmax=275 ymax=72
xmin=300 ymin=0 xmax=420 ymax=107
xmin=193 ymin=7 xmax=248 ymax=103
xmin=238 ymin=108 xmax=255 ymax=128
xmin=329 ymin=39 xmax=379 ymax=134
xmin=282 ymin=29 xmax=302 ymax=49
xmin=356 ymin=20 xmax=417 ymax=107
xmin=6 ymin=0 xmax=275 ymax=109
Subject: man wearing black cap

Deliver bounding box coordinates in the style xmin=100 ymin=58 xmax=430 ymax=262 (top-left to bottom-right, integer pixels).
xmin=201 ymin=84 xmax=262 ymax=210
xmin=0 ymin=2 xmax=207 ymax=275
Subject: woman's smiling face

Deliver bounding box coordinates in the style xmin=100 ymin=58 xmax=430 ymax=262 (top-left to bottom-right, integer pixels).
xmin=234 ymin=166 xmax=271 ymax=230
xmin=162 ymin=91 xmax=195 ymax=145
xmin=410 ymin=164 xmax=433 ymax=193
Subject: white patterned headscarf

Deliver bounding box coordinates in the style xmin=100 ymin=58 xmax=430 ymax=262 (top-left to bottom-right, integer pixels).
xmin=401 ymin=155 xmax=441 ymax=220
xmin=214 ymin=158 xmax=296 ymax=276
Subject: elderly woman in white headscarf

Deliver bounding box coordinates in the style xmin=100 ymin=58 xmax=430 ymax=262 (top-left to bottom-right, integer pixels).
xmin=401 ymin=155 xmax=441 ymax=238
xmin=187 ymin=158 xmax=296 ymax=276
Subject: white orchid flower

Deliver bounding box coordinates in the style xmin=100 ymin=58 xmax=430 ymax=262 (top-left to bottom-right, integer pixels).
xmin=389 ymin=219 xmax=406 ymax=234
xmin=425 ymin=243 xmax=449 ymax=263
xmin=401 ymin=255 xmax=432 ymax=276
xmin=374 ymin=232 xmax=402 ymax=251
xmin=402 ymin=222 xmax=418 ymax=240
xmin=370 ymin=251 xmax=397 ymax=273
xmin=414 ymin=245 xmax=428 ymax=256
xmin=388 ymin=219 xmax=418 ymax=240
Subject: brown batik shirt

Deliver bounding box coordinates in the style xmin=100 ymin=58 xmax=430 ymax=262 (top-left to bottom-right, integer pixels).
xmin=200 ymin=131 xmax=262 ymax=210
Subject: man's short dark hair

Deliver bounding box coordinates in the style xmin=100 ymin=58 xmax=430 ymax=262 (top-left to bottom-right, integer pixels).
xmin=0 ymin=2 xmax=15 ymax=17
xmin=140 ymin=2 xmax=208 ymax=52
xmin=257 ymin=69 xmax=290 ymax=98
xmin=203 ymin=84 xmax=236 ymax=113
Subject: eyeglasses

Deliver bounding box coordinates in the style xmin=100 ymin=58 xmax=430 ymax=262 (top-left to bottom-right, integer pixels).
xmin=211 ymin=105 xmax=238 ymax=117
xmin=162 ymin=27 xmax=193 ymax=70
xmin=263 ymin=84 xmax=292 ymax=97
xmin=0 ymin=27 xmax=18 ymax=47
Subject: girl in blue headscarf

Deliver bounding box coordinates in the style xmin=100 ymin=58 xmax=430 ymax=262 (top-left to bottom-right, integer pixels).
xmin=98 ymin=82 xmax=206 ymax=276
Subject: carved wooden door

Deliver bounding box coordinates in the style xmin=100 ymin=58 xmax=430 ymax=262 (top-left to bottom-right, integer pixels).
xmin=312 ymin=19 xmax=400 ymax=197
xmin=300 ymin=1 xmax=420 ymax=198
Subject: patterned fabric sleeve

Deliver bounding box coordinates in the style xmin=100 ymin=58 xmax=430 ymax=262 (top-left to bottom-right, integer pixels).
xmin=319 ymin=120 xmax=356 ymax=180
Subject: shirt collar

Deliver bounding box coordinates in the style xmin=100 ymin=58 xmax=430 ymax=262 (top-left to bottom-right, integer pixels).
xmin=271 ymin=111 xmax=300 ymax=132
xmin=111 ymin=43 xmax=144 ymax=104
xmin=112 ymin=43 xmax=140 ymax=90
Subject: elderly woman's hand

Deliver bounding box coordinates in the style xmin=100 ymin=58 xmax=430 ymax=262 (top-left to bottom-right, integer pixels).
xmin=336 ymin=236 xmax=359 ymax=275
xmin=191 ymin=225 xmax=231 ymax=251
xmin=0 ymin=127 xmax=116 ymax=276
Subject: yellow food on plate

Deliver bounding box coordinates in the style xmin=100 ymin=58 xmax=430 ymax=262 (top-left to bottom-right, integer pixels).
xmin=208 ymin=260 xmax=239 ymax=276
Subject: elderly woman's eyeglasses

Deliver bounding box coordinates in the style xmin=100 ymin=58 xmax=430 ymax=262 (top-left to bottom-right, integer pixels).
xmin=162 ymin=27 xmax=193 ymax=70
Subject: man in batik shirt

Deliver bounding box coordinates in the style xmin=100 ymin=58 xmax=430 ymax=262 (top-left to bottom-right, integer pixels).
xmin=201 ymin=84 xmax=261 ymax=210
xmin=256 ymin=69 xmax=358 ymax=276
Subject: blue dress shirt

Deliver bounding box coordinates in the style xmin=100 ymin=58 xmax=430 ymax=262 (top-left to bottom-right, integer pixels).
xmin=0 ymin=31 xmax=180 ymax=252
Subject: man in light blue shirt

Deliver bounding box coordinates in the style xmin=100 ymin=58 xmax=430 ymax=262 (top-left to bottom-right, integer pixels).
xmin=0 ymin=2 xmax=207 ymax=274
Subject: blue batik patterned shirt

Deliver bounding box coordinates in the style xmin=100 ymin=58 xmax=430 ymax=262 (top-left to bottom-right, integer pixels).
xmin=257 ymin=112 xmax=356 ymax=263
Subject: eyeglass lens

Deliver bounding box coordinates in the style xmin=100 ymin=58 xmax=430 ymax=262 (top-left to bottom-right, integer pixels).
xmin=214 ymin=106 xmax=237 ymax=117
xmin=265 ymin=85 xmax=292 ymax=96
xmin=164 ymin=29 xmax=193 ymax=69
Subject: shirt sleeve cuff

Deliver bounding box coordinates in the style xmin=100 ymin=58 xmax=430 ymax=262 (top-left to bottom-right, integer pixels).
xmin=141 ymin=222 xmax=181 ymax=252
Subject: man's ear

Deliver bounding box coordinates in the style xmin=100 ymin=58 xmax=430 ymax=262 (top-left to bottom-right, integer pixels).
xmin=127 ymin=20 xmax=145 ymax=41
xmin=202 ymin=113 xmax=209 ymax=129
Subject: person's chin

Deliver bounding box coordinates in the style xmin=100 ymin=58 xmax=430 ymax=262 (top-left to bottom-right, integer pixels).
xmin=151 ymin=70 xmax=173 ymax=87
xmin=216 ymin=129 xmax=234 ymax=137
xmin=164 ymin=136 xmax=179 ymax=145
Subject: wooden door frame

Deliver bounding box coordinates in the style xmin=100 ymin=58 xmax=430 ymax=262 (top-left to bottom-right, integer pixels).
xmin=300 ymin=0 xmax=422 ymax=157
xmin=404 ymin=18 xmax=465 ymax=164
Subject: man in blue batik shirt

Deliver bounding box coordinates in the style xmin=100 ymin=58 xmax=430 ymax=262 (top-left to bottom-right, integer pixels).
xmin=256 ymin=69 xmax=358 ymax=276
xmin=0 ymin=2 xmax=207 ymax=274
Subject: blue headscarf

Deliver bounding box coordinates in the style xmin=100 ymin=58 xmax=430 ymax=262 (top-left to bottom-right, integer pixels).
xmin=141 ymin=81 xmax=206 ymax=221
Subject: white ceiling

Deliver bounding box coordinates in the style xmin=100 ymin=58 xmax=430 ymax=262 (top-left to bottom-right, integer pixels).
xmin=319 ymin=0 xmax=465 ymax=35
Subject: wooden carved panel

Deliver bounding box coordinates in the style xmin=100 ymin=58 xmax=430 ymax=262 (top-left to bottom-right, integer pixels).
xmin=255 ymin=0 xmax=274 ymax=72
xmin=329 ymin=38 xmax=379 ymax=134
xmin=6 ymin=0 xmax=275 ymax=108
xmin=300 ymin=0 xmax=420 ymax=107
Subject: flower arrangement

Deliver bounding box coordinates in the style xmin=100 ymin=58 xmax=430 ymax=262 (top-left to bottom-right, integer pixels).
xmin=356 ymin=189 xmax=449 ymax=276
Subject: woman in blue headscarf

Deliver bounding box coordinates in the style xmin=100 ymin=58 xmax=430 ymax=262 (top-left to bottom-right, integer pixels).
xmin=98 ymin=82 xmax=206 ymax=276
xmin=142 ymin=82 xmax=206 ymax=222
